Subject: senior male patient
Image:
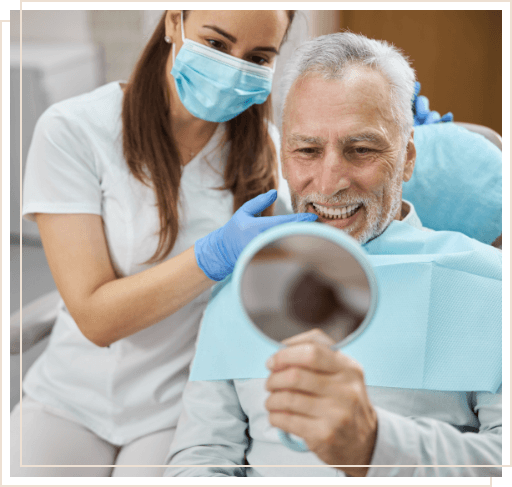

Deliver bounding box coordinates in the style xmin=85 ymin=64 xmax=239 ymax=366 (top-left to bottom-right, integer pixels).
xmin=164 ymin=32 xmax=502 ymax=477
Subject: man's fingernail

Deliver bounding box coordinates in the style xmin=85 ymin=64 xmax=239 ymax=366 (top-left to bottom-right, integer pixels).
xmin=266 ymin=356 xmax=275 ymax=369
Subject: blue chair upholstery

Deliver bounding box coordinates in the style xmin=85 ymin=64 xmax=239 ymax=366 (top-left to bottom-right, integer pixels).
xmin=403 ymin=122 xmax=502 ymax=245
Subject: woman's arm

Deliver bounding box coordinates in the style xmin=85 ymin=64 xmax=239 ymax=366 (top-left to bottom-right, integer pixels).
xmin=36 ymin=213 xmax=213 ymax=347
xmin=37 ymin=190 xmax=316 ymax=347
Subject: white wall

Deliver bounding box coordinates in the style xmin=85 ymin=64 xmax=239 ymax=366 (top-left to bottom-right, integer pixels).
xmin=10 ymin=10 xmax=165 ymax=84
xmin=87 ymin=10 xmax=147 ymax=83
xmin=10 ymin=10 xmax=92 ymax=43
xmin=143 ymin=10 xmax=165 ymax=39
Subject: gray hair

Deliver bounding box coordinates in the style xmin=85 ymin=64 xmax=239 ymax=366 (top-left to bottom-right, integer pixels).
xmin=279 ymin=32 xmax=416 ymax=142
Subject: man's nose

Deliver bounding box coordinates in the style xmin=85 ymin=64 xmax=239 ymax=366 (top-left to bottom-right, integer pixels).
xmin=317 ymin=151 xmax=351 ymax=197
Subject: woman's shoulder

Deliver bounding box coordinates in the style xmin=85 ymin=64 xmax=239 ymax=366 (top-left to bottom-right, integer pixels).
xmin=29 ymin=81 xmax=128 ymax=179
xmin=40 ymin=81 xmax=124 ymax=135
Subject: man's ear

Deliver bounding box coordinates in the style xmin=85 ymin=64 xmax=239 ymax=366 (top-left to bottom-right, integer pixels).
xmin=164 ymin=10 xmax=182 ymax=41
xmin=402 ymin=130 xmax=416 ymax=182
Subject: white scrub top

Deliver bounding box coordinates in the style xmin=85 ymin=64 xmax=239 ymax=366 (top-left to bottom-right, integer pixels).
xmin=21 ymin=81 xmax=292 ymax=445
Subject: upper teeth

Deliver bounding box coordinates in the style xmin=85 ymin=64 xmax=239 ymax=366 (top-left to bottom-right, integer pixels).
xmin=312 ymin=203 xmax=361 ymax=219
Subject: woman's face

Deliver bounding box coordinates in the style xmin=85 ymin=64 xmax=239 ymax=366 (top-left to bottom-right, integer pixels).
xmin=165 ymin=10 xmax=290 ymax=69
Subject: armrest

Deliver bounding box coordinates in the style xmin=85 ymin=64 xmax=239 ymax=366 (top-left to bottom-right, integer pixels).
xmin=10 ymin=289 xmax=61 ymax=354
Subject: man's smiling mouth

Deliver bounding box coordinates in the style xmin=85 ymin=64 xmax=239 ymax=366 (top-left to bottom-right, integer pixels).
xmin=311 ymin=203 xmax=362 ymax=220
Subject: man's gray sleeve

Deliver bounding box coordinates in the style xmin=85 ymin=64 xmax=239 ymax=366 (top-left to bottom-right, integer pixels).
xmin=367 ymin=389 xmax=502 ymax=476
xmin=163 ymin=380 xmax=249 ymax=477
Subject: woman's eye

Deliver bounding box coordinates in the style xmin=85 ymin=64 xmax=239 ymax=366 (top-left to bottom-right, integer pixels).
xmin=249 ymin=55 xmax=268 ymax=66
xmin=207 ymin=39 xmax=226 ymax=51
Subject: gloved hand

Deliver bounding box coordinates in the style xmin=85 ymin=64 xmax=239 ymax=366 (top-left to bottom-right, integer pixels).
xmin=195 ymin=189 xmax=318 ymax=281
xmin=413 ymin=81 xmax=453 ymax=126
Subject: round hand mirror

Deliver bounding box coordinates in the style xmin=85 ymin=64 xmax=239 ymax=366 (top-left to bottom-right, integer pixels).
xmin=237 ymin=223 xmax=378 ymax=452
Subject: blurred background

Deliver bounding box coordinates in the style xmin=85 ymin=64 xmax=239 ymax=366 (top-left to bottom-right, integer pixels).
xmin=10 ymin=9 xmax=502 ymax=410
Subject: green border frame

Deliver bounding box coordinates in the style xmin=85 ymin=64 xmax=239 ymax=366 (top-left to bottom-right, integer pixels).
xmin=0 ymin=0 xmax=512 ymax=487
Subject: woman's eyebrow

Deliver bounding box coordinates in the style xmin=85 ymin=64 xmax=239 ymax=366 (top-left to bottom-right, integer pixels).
xmin=203 ymin=25 xmax=237 ymax=43
xmin=202 ymin=25 xmax=279 ymax=54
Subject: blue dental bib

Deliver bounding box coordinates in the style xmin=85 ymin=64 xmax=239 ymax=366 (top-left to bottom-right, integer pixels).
xmin=190 ymin=221 xmax=502 ymax=393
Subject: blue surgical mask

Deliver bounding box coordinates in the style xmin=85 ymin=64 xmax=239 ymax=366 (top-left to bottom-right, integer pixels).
xmin=170 ymin=11 xmax=276 ymax=123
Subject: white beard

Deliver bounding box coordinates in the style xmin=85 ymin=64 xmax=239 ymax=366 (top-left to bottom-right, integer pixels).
xmin=290 ymin=148 xmax=406 ymax=245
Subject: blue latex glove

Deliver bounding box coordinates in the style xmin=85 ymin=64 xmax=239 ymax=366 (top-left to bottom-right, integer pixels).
xmin=413 ymin=81 xmax=453 ymax=126
xmin=195 ymin=190 xmax=318 ymax=281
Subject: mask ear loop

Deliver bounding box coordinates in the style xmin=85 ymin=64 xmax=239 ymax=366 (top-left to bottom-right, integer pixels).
xmin=172 ymin=11 xmax=186 ymax=66
xmin=181 ymin=10 xmax=186 ymax=42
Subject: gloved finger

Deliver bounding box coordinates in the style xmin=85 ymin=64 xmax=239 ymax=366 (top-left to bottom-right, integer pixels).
xmin=257 ymin=213 xmax=318 ymax=230
xmin=414 ymin=81 xmax=421 ymax=98
xmin=425 ymin=111 xmax=441 ymax=124
xmin=241 ymin=190 xmax=278 ymax=216
xmin=440 ymin=112 xmax=453 ymax=123
xmin=415 ymin=95 xmax=430 ymax=117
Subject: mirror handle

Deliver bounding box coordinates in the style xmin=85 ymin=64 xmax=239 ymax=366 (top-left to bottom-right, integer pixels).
xmin=278 ymin=430 xmax=309 ymax=452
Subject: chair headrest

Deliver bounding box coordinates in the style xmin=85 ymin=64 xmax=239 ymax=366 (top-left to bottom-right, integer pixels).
xmin=403 ymin=122 xmax=502 ymax=244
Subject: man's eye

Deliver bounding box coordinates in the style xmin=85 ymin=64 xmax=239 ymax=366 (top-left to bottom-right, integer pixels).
xmin=297 ymin=148 xmax=319 ymax=155
xmin=354 ymin=147 xmax=373 ymax=155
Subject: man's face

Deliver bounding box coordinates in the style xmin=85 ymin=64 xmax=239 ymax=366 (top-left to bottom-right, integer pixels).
xmin=281 ymin=67 xmax=416 ymax=244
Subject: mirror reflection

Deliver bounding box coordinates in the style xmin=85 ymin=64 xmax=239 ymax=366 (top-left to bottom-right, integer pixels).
xmin=241 ymin=235 xmax=372 ymax=344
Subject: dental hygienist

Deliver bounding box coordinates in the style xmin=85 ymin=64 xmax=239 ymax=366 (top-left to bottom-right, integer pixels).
xmin=12 ymin=10 xmax=317 ymax=477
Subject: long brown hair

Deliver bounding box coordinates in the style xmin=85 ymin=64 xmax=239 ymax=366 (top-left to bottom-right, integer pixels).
xmin=122 ymin=10 xmax=295 ymax=264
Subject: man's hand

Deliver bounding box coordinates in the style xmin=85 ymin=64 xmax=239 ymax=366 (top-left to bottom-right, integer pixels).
xmin=265 ymin=329 xmax=378 ymax=477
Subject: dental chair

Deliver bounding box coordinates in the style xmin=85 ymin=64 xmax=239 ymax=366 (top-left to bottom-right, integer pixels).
xmin=9 ymin=121 xmax=503 ymax=410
